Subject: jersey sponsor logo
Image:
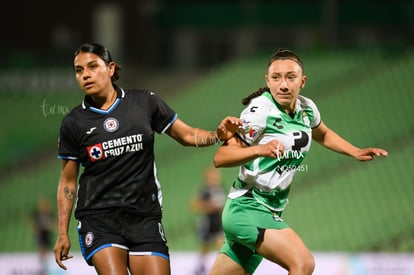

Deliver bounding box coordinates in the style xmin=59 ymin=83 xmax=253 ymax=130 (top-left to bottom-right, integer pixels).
xmin=241 ymin=119 xmax=259 ymax=141
xmin=273 ymin=117 xmax=283 ymax=129
xmin=158 ymin=222 xmax=167 ymax=242
xmin=86 ymin=127 xmax=97 ymax=134
xmin=292 ymin=131 xmax=309 ymax=152
xmin=272 ymin=212 xmax=284 ymax=222
xmin=103 ymin=117 xmax=119 ymax=132
xmin=87 ymin=144 xmax=106 ymax=162
xmin=242 ymin=124 xmax=258 ymax=141
xmin=247 ymin=127 xmax=258 ymax=138
xmin=86 ymin=134 xmax=144 ymax=162
xmin=250 ymin=106 xmax=258 ymax=113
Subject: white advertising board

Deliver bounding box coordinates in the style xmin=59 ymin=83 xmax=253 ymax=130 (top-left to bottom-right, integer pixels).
xmin=0 ymin=252 xmax=413 ymax=275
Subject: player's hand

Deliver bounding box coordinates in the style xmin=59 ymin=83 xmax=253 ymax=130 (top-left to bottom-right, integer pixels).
xmin=354 ymin=147 xmax=388 ymax=161
xmin=216 ymin=116 xmax=243 ymax=141
xmin=54 ymin=234 xmax=73 ymax=270
xmin=258 ymin=139 xmax=285 ymax=159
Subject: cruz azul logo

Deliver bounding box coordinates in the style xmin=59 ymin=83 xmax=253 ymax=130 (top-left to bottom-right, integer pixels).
xmin=87 ymin=134 xmax=144 ymax=162
xmin=87 ymin=144 xmax=106 ymax=162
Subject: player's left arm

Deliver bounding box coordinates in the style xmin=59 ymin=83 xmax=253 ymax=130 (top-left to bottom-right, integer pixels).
xmin=166 ymin=117 xmax=242 ymax=147
xmin=312 ymin=121 xmax=388 ymax=161
xmin=54 ymin=160 xmax=78 ymax=270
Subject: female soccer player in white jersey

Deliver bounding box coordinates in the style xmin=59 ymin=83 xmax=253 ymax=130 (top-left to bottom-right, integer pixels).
xmin=53 ymin=43 xmax=241 ymax=275
xmin=208 ymin=48 xmax=388 ymax=275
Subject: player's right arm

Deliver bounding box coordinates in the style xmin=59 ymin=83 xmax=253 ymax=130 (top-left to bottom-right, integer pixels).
xmin=54 ymin=159 xmax=79 ymax=270
xmin=214 ymin=136 xmax=283 ymax=168
xmin=214 ymin=101 xmax=284 ymax=168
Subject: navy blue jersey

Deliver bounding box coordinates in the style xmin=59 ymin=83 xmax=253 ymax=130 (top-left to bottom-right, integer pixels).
xmin=58 ymin=85 xmax=177 ymax=218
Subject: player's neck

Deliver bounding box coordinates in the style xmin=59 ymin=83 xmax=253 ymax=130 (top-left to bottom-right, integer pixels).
xmin=281 ymin=103 xmax=296 ymax=117
xmin=91 ymin=88 xmax=117 ymax=110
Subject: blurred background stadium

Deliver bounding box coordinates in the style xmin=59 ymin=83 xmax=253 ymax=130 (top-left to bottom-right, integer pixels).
xmin=1 ymin=0 xmax=414 ymax=274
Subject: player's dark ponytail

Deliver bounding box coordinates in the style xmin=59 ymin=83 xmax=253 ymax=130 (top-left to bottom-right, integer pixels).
xmin=241 ymin=87 xmax=269 ymax=105
xmin=74 ymin=42 xmax=122 ymax=82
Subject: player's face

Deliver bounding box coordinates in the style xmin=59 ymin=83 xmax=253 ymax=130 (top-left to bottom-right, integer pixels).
xmin=74 ymin=52 xmax=114 ymax=97
xmin=265 ymin=59 xmax=306 ymax=113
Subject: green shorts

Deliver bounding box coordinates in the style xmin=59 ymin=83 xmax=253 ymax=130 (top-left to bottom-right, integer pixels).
xmin=220 ymin=194 xmax=289 ymax=274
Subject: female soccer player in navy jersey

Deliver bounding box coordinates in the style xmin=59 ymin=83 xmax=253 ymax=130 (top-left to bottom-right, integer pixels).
xmin=53 ymin=42 xmax=241 ymax=275
xmin=208 ymin=49 xmax=388 ymax=275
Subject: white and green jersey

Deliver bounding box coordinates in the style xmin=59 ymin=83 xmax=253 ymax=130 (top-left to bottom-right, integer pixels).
xmin=229 ymin=92 xmax=321 ymax=212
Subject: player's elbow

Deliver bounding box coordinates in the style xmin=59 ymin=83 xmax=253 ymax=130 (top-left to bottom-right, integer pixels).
xmin=213 ymin=155 xmax=224 ymax=168
xmin=214 ymin=155 xmax=236 ymax=168
xmin=213 ymin=158 xmax=221 ymax=168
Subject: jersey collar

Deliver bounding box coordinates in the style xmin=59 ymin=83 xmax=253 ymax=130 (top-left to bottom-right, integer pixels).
xmin=264 ymin=91 xmax=301 ymax=119
xmin=82 ymin=85 xmax=126 ymax=114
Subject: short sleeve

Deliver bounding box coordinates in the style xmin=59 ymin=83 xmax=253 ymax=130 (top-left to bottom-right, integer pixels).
xmin=238 ymin=99 xmax=268 ymax=145
xmin=58 ymin=115 xmax=80 ymax=160
xmin=299 ymin=95 xmax=321 ymax=129
xmin=148 ymin=91 xmax=177 ymax=134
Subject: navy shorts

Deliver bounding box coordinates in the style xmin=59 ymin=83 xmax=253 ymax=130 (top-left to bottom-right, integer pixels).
xmin=77 ymin=208 xmax=169 ymax=265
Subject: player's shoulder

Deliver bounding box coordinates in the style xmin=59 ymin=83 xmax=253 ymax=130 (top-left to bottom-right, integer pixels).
xmin=251 ymin=92 xmax=273 ymax=105
xmin=242 ymin=93 xmax=274 ymax=112
xmin=59 ymin=103 xmax=83 ymax=131
xmin=297 ymin=95 xmax=318 ymax=110
xmin=124 ymin=88 xmax=157 ymax=98
xmin=123 ymin=89 xmax=166 ymax=110
xmin=247 ymin=93 xmax=280 ymax=117
xmin=62 ymin=103 xmax=83 ymax=120
xmin=124 ymin=88 xmax=165 ymax=106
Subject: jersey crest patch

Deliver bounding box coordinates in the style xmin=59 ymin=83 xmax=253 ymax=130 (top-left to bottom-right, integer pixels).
xmin=87 ymin=144 xmax=106 ymax=162
xmin=85 ymin=232 xmax=94 ymax=247
xmin=302 ymin=111 xmax=310 ymax=127
xmin=103 ymin=117 xmax=119 ymax=132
